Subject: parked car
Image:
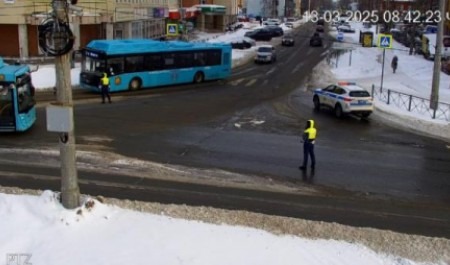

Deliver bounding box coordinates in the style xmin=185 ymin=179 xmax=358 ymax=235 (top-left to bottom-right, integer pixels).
xmin=309 ymin=33 xmax=323 ymax=47
xmin=313 ymin=82 xmax=373 ymax=118
xmin=442 ymin=59 xmax=450 ymax=75
xmin=281 ymin=33 xmax=295 ymax=46
xmin=230 ymin=37 xmax=256 ymax=49
xmin=265 ymin=25 xmax=284 ymax=37
xmin=254 ymin=45 xmax=277 ymax=64
xmin=286 ymin=17 xmax=296 ymax=23
xmin=244 ymin=29 xmax=273 ymax=41
xmin=263 ymin=18 xmax=281 ymax=26
xmin=337 ymin=25 xmax=355 ymax=33
xmin=284 ymin=22 xmax=294 ymax=28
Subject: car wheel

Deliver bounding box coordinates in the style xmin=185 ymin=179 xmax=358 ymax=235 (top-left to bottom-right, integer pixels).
xmin=313 ymin=96 xmax=320 ymax=111
xmin=334 ymin=104 xmax=343 ymax=118
xmin=361 ymin=112 xmax=371 ymax=118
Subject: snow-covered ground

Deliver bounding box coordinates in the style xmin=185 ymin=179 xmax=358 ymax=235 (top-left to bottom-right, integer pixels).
xmin=4 ymin=20 xmax=450 ymax=265
xmin=1 ymin=189 xmax=449 ymax=265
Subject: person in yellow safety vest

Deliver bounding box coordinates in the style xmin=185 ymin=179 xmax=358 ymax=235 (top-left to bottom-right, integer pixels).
xmin=299 ymin=119 xmax=317 ymax=171
xmin=100 ymin=72 xmax=112 ymax=104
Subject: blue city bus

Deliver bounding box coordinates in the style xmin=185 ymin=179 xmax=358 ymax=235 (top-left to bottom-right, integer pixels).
xmin=79 ymin=39 xmax=232 ymax=92
xmin=0 ymin=57 xmax=36 ymax=132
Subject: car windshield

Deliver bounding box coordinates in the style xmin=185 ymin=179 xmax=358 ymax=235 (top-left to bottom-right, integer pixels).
xmin=349 ymin=91 xmax=370 ymax=97
xmin=258 ymin=47 xmax=272 ymax=52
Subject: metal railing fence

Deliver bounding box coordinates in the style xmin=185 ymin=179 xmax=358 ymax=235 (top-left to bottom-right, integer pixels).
xmin=371 ymin=85 xmax=450 ymax=121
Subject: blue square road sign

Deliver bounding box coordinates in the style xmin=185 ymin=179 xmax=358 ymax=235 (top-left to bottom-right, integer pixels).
xmin=378 ymin=34 xmax=392 ymax=49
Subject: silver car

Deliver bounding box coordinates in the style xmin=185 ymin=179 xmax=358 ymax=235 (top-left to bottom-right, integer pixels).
xmin=254 ymin=45 xmax=277 ymax=64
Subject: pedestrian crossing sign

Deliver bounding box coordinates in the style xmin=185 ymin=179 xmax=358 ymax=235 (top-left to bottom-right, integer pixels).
xmin=167 ymin=23 xmax=178 ymax=36
xmin=378 ymin=34 xmax=392 ymax=49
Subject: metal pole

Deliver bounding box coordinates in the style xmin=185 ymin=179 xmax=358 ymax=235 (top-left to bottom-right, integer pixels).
xmin=54 ymin=0 xmax=80 ymax=209
xmin=430 ymin=0 xmax=444 ymax=110
xmin=349 ymin=50 xmax=352 ymax=66
xmin=380 ymin=48 xmax=385 ymax=92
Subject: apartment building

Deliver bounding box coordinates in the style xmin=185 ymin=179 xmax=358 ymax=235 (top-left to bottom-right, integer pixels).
xmin=0 ymin=0 xmax=169 ymax=58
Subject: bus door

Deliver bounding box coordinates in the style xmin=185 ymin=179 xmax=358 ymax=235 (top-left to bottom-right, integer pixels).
xmin=0 ymin=84 xmax=15 ymax=131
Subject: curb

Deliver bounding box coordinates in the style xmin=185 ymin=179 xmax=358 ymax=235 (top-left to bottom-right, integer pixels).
xmin=374 ymin=105 xmax=450 ymax=142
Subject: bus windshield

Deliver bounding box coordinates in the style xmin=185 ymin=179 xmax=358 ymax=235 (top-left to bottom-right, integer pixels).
xmin=16 ymin=80 xmax=35 ymax=113
xmin=84 ymin=57 xmax=106 ymax=73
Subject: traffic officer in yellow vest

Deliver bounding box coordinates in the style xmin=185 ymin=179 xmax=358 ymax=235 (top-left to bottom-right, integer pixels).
xmin=100 ymin=72 xmax=112 ymax=104
xmin=299 ymin=119 xmax=317 ymax=171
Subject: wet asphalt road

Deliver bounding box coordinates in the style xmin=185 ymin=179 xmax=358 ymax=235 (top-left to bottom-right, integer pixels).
xmin=1 ymin=23 xmax=450 ymax=236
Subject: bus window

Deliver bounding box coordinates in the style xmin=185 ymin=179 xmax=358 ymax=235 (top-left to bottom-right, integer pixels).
xmin=84 ymin=57 xmax=106 ymax=73
xmin=125 ymin=56 xmax=144 ymax=72
xmin=176 ymin=52 xmax=194 ymax=68
xmin=193 ymin=52 xmax=206 ymax=66
xmin=144 ymin=54 xmax=163 ymax=71
xmin=163 ymin=53 xmax=176 ymax=69
xmin=107 ymin=57 xmax=124 ymax=75
xmin=206 ymin=50 xmax=221 ymax=66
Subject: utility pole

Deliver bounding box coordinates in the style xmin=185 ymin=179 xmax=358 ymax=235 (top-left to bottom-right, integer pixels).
xmin=53 ymin=0 xmax=80 ymax=209
xmin=430 ymin=0 xmax=444 ymax=111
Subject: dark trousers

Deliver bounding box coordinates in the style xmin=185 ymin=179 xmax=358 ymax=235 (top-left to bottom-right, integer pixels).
xmin=302 ymin=142 xmax=315 ymax=168
xmin=392 ymin=63 xmax=397 ymax=73
xmin=101 ymin=85 xmax=111 ymax=103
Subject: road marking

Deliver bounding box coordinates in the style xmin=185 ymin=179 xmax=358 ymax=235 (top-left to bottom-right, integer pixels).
xmin=291 ymin=62 xmax=305 ymax=73
xmin=245 ymin=79 xmax=257 ymax=87
xmin=230 ymin=78 xmax=245 ymax=86
xmin=231 ymin=67 xmax=256 ymax=77
xmin=266 ymin=67 xmax=276 ymax=75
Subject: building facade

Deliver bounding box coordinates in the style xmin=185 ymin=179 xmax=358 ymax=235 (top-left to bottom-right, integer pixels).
xmin=245 ymin=0 xmax=296 ymax=18
xmin=0 ymin=0 xmax=169 ymax=58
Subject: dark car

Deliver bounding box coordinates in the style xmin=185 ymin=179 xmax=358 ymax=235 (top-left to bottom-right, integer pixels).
xmin=244 ymin=29 xmax=273 ymax=41
xmin=316 ymin=25 xmax=325 ymax=33
xmin=309 ymin=33 xmax=323 ymax=47
xmin=281 ymin=33 xmax=295 ymax=46
xmin=230 ymin=37 xmax=256 ymax=49
xmin=265 ymin=25 xmax=284 ymax=37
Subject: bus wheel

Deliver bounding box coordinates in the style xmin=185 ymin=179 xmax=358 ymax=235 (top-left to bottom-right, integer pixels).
xmin=193 ymin=72 xmax=204 ymax=84
xmin=129 ymin=78 xmax=142 ymax=91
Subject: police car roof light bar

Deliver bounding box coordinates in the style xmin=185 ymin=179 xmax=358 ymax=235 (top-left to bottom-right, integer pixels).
xmin=338 ymin=81 xmax=356 ymax=86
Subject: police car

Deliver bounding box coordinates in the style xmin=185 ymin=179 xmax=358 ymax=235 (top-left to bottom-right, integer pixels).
xmin=313 ymin=82 xmax=373 ymax=118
